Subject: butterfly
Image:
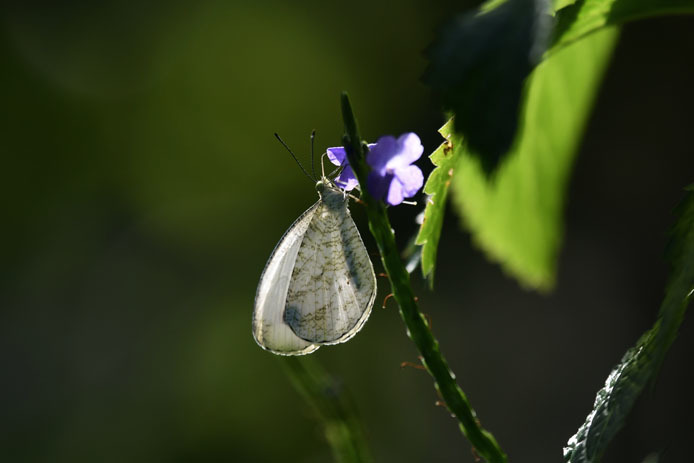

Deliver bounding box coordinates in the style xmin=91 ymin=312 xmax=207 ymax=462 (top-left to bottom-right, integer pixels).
xmin=252 ymin=141 xmax=377 ymax=355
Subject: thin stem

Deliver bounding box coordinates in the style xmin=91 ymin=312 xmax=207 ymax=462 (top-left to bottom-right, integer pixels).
xmin=282 ymin=356 xmax=373 ymax=463
xmin=340 ymin=92 xmax=507 ymax=463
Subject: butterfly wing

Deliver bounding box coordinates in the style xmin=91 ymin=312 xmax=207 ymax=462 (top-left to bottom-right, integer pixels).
xmin=284 ymin=190 xmax=376 ymax=344
xmin=252 ymin=202 xmax=321 ymax=355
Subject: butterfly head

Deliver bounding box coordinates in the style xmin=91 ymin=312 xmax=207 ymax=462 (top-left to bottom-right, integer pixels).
xmin=316 ymin=178 xmax=349 ymax=208
xmin=315 ymin=178 xmax=340 ymax=195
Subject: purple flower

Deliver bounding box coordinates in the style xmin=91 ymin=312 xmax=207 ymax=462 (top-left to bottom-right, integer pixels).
xmin=326 ymin=144 xmax=374 ymax=192
xmin=327 ymin=133 xmax=424 ymax=206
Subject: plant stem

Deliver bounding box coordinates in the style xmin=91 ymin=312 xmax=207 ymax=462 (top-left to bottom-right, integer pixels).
xmin=282 ymin=356 xmax=373 ymax=463
xmin=340 ymin=92 xmax=507 ymax=463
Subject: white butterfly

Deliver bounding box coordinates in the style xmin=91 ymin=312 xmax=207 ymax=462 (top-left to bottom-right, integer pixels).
xmin=252 ymin=172 xmax=377 ymax=355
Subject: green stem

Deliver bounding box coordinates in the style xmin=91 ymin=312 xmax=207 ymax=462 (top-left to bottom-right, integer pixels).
xmin=282 ymin=356 xmax=373 ymax=463
xmin=340 ymin=92 xmax=507 ymax=463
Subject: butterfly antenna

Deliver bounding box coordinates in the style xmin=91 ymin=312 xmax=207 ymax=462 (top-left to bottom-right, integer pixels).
xmin=310 ymin=130 xmax=317 ymax=181
xmin=274 ymin=133 xmax=315 ymax=182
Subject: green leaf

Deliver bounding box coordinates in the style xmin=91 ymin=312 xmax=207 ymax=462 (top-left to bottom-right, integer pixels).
xmin=564 ymin=186 xmax=694 ymax=463
xmin=450 ymin=28 xmax=617 ymax=290
xmin=415 ymin=120 xmax=462 ymax=285
xmin=423 ymin=0 xmax=554 ymax=173
xmin=658 ymin=185 xmax=694 ymax=365
xmin=552 ymin=0 xmax=694 ymax=53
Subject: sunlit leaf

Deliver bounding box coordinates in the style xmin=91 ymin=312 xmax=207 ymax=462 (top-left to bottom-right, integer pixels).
xmin=552 ymin=0 xmax=694 ymax=53
xmin=415 ymin=120 xmax=462 ymax=285
xmin=450 ymin=28 xmax=617 ymax=290
xmin=424 ymin=0 xmax=553 ymax=173
xmin=564 ymin=186 xmax=694 ymax=463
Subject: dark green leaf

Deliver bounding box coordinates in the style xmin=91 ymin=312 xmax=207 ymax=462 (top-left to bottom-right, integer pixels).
xmin=423 ymin=0 xmax=553 ymax=173
xmin=552 ymin=0 xmax=694 ymax=53
xmin=564 ymin=186 xmax=694 ymax=463
xmin=450 ymin=28 xmax=617 ymax=290
xmin=415 ymin=120 xmax=462 ymax=285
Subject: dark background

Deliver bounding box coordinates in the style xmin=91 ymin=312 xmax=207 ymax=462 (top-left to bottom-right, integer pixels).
xmin=1 ymin=1 xmax=693 ymax=461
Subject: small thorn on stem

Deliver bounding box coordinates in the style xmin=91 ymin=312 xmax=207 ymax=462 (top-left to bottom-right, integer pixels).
xmin=377 ymin=272 xmax=389 ymax=279
xmin=433 ymin=386 xmax=448 ymax=409
xmin=471 ymin=447 xmax=481 ymax=462
xmin=381 ymin=293 xmax=394 ymax=309
xmin=400 ymin=361 xmax=426 ymax=371
xmin=434 ymin=400 xmax=451 ymax=412
xmin=423 ymin=312 xmax=432 ymax=328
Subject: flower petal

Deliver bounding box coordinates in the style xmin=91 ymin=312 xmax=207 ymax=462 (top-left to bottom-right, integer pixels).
xmin=366 ymin=136 xmax=398 ymax=174
xmin=386 ymin=178 xmax=405 ymax=206
xmin=326 ymin=146 xmax=347 ymax=166
xmin=393 ymin=164 xmax=423 ymax=197
xmin=385 ymin=133 xmax=424 ymax=170
xmin=335 ymin=164 xmax=359 ymax=191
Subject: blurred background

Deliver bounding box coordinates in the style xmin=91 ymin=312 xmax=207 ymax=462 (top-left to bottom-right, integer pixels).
xmin=1 ymin=1 xmax=693 ymax=461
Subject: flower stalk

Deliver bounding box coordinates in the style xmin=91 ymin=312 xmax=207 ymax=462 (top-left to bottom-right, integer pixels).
xmin=340 ymin=92 xmax=507 ymax=463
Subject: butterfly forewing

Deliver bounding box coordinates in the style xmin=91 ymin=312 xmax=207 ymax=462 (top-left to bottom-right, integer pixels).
xmin=284 ymin=187 xmax=376 ymax=344
xmin=252 ymin=203 xmax=321 ymax=355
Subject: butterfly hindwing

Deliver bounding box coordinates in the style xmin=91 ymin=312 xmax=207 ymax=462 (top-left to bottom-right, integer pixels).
xmin=284 ymin=187 xmax=376 ymax=344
